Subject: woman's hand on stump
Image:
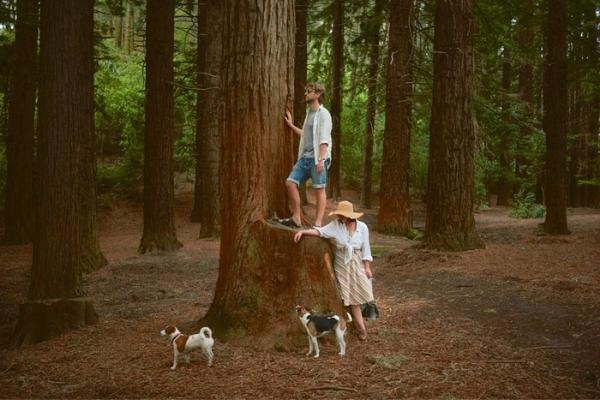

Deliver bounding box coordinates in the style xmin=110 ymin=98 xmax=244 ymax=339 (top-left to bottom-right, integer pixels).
xmin=294 ymin=231 xmax=303 ymax=243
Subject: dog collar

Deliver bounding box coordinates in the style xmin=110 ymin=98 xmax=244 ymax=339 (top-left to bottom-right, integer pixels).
xmin=171 ymin=333 xmax=182 ymax=344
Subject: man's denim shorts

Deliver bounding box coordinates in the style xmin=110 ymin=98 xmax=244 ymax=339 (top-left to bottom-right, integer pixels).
xmin=286 ymin=157 xmax=330 ymax=189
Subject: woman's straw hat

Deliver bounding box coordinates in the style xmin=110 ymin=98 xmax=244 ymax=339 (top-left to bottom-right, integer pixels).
xmin=328 ymin=200 xmax=364 ymax=219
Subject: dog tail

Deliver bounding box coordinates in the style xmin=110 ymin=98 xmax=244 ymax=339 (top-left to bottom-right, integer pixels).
xmin=199 ymin=327 xmax=213 ymax=339
xmin=346 ymin=312 xmax=353 ymax=323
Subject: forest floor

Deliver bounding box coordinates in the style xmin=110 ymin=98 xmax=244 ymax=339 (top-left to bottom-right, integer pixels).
xmin=1 ymin=189 xmax=599 ymax=399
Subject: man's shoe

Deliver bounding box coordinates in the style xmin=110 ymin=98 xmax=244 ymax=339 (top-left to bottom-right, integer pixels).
xmin=279 ymin=218 xmax=301 ymax=228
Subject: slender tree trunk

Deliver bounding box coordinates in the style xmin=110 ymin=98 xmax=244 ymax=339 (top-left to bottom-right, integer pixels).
xmin=542 ymin=0 xmax=569 ymax=234
xmin=378 ymin=0 xmax=413 ymax=234
xmin=114 ymin=14 xmax=123 ymax=49
xmin=295 ymin=0 xmax=309 ymax=206
xmin=567 ymin=84 xmax=583 ymax=207
xmin=424 ymin=0 xmax=483 ymax=251
xmin=515 ymin=0 xmax=534 ymax=192
xmin=360 ymin=0 xmax=384 ymax=209
xmin=497 ymin=48 xmax=513 ymax=206
xmin=191 ymin=0 xmax=221 ymax=238
xmin=11 ymin=0 xmax=98 ymax=347
xmin=139 ymin=0 xmax=182 ymax=252
xmin=201 ymin=0 xmax=345 ymax=348
xmin=4 ymin=0 xmax=37 ymax=244
xmin=582 ymin=5 xmax=599 ymax=207
xmin=327 ymin=0 xmax=343 ymax=200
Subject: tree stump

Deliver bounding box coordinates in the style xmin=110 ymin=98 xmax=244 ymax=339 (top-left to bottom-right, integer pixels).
xmin=199 ymin=221 xmax=345 ymax=351
xmin=10 ymin=297 xmax=98 ymax=347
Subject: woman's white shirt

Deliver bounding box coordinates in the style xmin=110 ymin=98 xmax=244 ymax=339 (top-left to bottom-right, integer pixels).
xmin=316 ymin=219 xmax=373 ymax=265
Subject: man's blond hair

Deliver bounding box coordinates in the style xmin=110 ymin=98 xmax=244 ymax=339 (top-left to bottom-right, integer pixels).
xmin=305 ymin=82 xmax=325 ymax=104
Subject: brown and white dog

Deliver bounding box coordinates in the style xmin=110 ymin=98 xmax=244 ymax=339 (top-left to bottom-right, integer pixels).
xmin=160 ymin=325 xmax=214 ymax=369
xmin=295 ymin=305 xmax=351 ymax=358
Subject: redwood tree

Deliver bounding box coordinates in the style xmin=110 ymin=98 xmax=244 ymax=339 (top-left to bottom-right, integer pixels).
xmin=424 ymin=0 xmax=483 ymax=251
xmin=294 ymin=0 xmax=309 ymax=205
xmin=201 ymin=0 xmax=344 ymax=347
xmin=378 ymin=0 xmax=413 ymax=234
xmin=139 ymin=0 xmax=182 ymax=252
xmin=4 ymin=0 xmax=37 ymax=244
xmin=542 ymin=0 xmax=569 ymax=234
xmin=11 ymin=0 xmax=98 ymax=346
xmin=327 ymin=0 xmax=343 ymax=200
xmin=360 ymin=0 xmax=384 ymax=209
xmin=191 ymin=0 xmax=221 ymax=238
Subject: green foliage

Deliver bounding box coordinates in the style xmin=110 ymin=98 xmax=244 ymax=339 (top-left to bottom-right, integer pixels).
xmin=510 ymin=190 xmax=546 ymax=219
xmin=94 ymin=45 xmax=145 ymax=191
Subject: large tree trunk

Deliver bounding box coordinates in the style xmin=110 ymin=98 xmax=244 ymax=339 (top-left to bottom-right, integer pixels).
xmin=496 ymin=48 xmax=513 ymax=206
xmin=4 ymin=0 xmax=37 ymax=245
xmin=542 ymin=0 xmax=569 ymax=234
xmin=424 ymin=0 xmax=483 ymax=251
xmin=378 ymin=0 xmax=413 ymax=234
xmin=191 ymin=1 xmax=221 ymax=238
xmin=80 ymin=0 xmax=106 ymax=272
xmin=11 ymin=0 xmax=98 ymax=347
xmin=201 ymin=0 xmax=345 ymax=349
xmin=139 ymin=0 xmax=182 ymax=253
xmin=360 ymin=0 xmax=384 ymax=209
xmin=294 ymin=0 xmax=309 ymax=206
xmin=327 ymin=0 xmax=343 ymax=200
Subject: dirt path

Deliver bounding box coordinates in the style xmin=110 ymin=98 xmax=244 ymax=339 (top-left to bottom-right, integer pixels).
xmin=0 ymin=196 xmax=599 ymax=399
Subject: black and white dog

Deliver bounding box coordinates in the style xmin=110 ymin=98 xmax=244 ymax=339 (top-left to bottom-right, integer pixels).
xmin=295 ymin=305 xmax=351 ymax=358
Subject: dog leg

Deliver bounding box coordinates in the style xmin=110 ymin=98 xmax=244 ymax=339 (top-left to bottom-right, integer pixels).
xmin=184 ymin=353 xmax=190 ymax=364
xmin=306 ymin=335 xmax=313 ymax=356
xmin=336 ymin=328 xmax=346 ymax=356
xmin=202 ymin=346 xmax=214 ymax=367
xmin=311 ymin=337 xmax=320 ymax=358
xmin=171 ymin=350 xmax=179 ymax=370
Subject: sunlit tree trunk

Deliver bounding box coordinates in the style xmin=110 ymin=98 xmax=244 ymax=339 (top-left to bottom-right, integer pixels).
xmin=378 ymin=0 xmax=413 ymax=234
xmin=201 ymin=0 xmax=344 ymax=348
xmin=360 ymin=0 xmax=384 ymax=209
xmin=327 ymin=0 xmax=343 ymax=200
xmin=424 ymin=0 xmax=483 ymax=251
xmin=139 ymin=0 xmax=182 ymax=252
xmin=4 ymin=0 xmax=37 ymax=244
xmin=542 ymin=0 xmax=569 ymax=234
xmin=191 ymin=0 xmax=221 ymax=238
xmin=11 ymin=0 xmax=98 ymax=347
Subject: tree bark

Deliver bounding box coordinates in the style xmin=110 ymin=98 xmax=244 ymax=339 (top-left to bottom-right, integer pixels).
xmin=378 ymin=0 xmax=413 ymax=234
xmin=360 ymin=0 xmax=384 ymax=209
xmin=4 ymin=0 xmax=37 ymax=245
xmin=542 ymin=0 xmax=569 ymax=234
xmin=327 ymin=0 xmax=343 ymax=200
xmin=80 ymin=0 xmax=107 ymax=272
xmin=191 ymin=0 xmax=221 ymax=238
xmin=139 ymin=0 xmax=182 ymax=253
xmin=496 ymin=48 xmax=513 ymax=206
xmin=12 ymin=0 xmax=98 ymax=346
xmin=515 ymin=0 xmax=535 ymax=192
xmin=201 ymin=0 xmax=345 ymax=348
xmin=424 ymin=0 xmax=483 ymax=251
xmin=294 ymin=0 xmax=309 ymax=206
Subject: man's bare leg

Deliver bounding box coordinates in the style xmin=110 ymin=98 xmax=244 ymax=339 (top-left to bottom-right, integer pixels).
xmin=285 ymin=180 xmax=302 ymax=225
xmin=314 ymin=187 xmax=326 ymax=227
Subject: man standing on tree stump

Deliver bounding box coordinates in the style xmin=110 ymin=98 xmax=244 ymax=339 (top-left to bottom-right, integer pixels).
xmin=282 ymin=82 xmax=333 ymax=228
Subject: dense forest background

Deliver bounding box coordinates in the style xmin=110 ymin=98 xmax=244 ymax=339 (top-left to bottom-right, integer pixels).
xmin=1 ymin=0 xmax=597 ymax=221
